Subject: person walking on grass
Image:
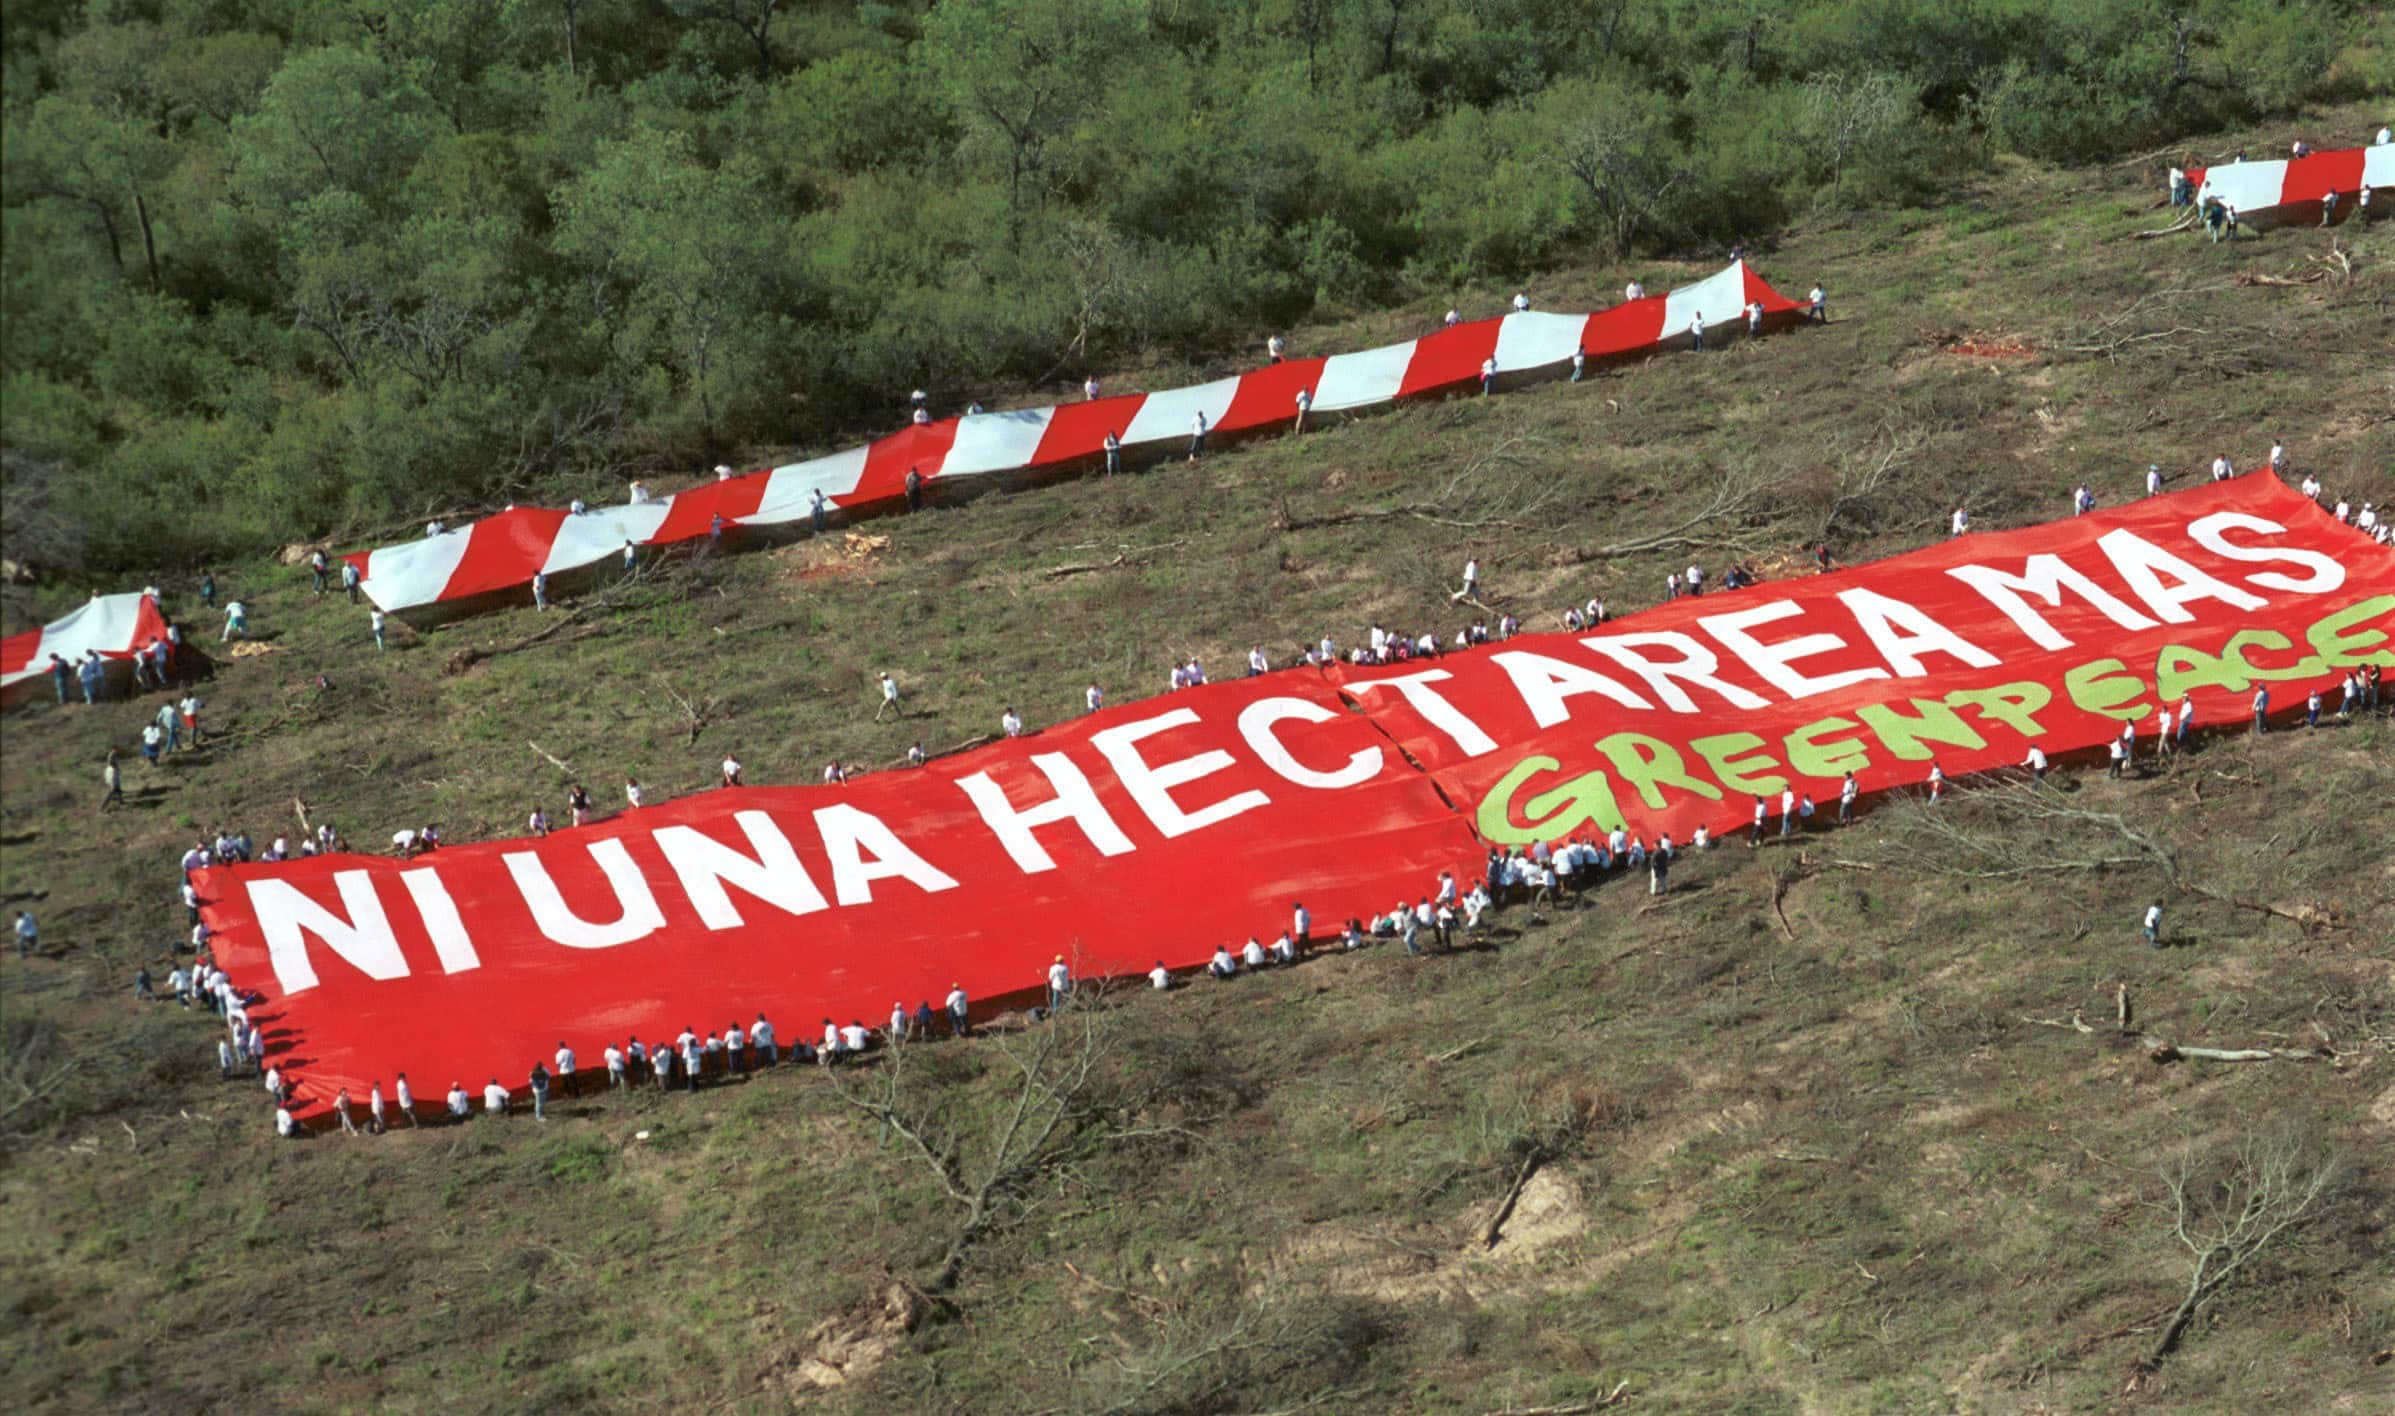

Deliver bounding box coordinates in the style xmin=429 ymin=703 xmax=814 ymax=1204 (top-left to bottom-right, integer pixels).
xmin=102 ymin=750 xmax=125 ymax=811
xmin=2141 ymin=900 xmax=2164 ymax=949
xmin=371 ymin=609 xmax=386 ymax=651
xmin=877 ymin=672 xmax=900 ymax=721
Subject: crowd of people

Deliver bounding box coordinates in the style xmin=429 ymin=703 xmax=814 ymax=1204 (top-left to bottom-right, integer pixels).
xmin=15 ymin=258 xmax=2380 ymax=1138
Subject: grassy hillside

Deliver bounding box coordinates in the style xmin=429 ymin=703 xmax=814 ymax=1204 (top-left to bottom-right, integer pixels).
xmin=2 ymin=109 xmax=2392 ymax=1415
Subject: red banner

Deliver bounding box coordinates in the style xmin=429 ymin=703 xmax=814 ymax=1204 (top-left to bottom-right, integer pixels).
xmin=1327 ymin=478 xmax=2394 ymax=847
xmin=198 ymin=675 xmax=1480 ymax=1118
xmin=201 ymin=479 xmax=2393 ymax=1121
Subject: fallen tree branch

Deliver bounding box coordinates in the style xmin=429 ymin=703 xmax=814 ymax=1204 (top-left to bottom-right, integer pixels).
xmin=528 ymin=741 xmax=575 ymax=776
xmin=1482 ymin=1153 xmax=1545 ymax=1249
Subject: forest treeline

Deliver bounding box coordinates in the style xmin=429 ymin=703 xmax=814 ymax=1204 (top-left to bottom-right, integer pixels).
xmin=2 ymin=0 xmax=2384 ymax=576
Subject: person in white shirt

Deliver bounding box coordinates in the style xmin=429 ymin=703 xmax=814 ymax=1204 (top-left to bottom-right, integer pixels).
xmin=1443 ymin=307 xmax=1461 ymax=327
xmin=2360 ymin=503 xmax=2379 ymax=532
xmin=2379 ymin=127 xmax=2392 ymax=145
xmin=2268 ymin=440 xmax=2285 ymax=471
xmin=2330 ymin=497 xmax=2350 ymax=523
xmin=2210 ymin=453 xmax=2233 ymax=481
xmin=605 ymin=1044 xmax=626 ymax=1087
xmin=276 ymin=1105 xmax=299 ymax=1139
xmin=625 ymin=778 xmax=644 ymax=809
xmin=1687 ymin=314 xmax=1705 ymax=351
xmin=2146 ymin=464 xmax=2163 ymax=497
xmin=1452 ymin=558 xmax=1480 ymax=604
xmin=1241 ymin=937 xmax=1267 ymax=970
xmin=2107 ymin=735 xmax=2128 ymax=778
xmin=1292 ymin=902 xmax=1312 ymax=947
xmin=628 ymin=480 xmax=652 ymax=504
xmin=395 ymin=1074 xmax=416 ymax=1125
xmin=2141 ymin=900 xmax=2164 ymax=948
xmin=1778 ymin=786 xmax=1797 ymax=836
xmin=1271 ymin=933 xmax=1296 ymax=964
xmin=2175 ymin=695 xmax=2195 ymax=748
xmin=1692 ymin=823 xmax=1711 ymax=850
xmin=1001 ymin=707 xmax=1024 ymax=737
xmin=2023 ymin=745 xmax=2050 ymax=781
xmin=1209 ymin=945 xmax=1237 ymax=979
xmin=1083 ymin=375 xmax=1101 ymax=401
xmin=1927 ymin=761 xmax=1945 ymax=804
xmin=1267 ymin=334 xmax=1286 ymax=362
xmin=369 ymin=1082 xmax=387 ymax=1133
xmin=1625 ymin=280 xmax=1645 ymax=301
xmin=554 ymin=1043 xmax=577 ymax=1097
xmin=1293 ymin=386 xmax=1311 ymax=434
xmin=2073 ymin=484 xmax=2094 ymax=515
xmin=1837 ymin=771 xmax=1860 ymax=824
xmin=2154 ymin=702 xmax=2173 ymax=756
xmin=911 ymin=406 xmax=930 ymax=425
xmin=876 ymin=672 xmax=899 ymax=721
xmin=484 ymin=1078 xmax=509 ymax=1116
xmin=1685 ymin=563 xmax=1704 ymax=595
xmin=1950 ymin=506 xmax=1970 ymax=537
xmin=2298 ymin=471 xmax=2321 ymax=500
xmin=1082 ymin=682 xmax=1104 ymax=715
xmin=1188 ymin=411 xmax=1208 ymax=461
xmin=446 ymin=1082 xmax=472 ymax=1120
xmin=1511 ymin=292 xmax=1530 ymax=312
xmin=1807 ymin=284 xmax=1826 ymax=322
xmin=1148 ymin=960 xmax=1172 ymax=990
xmin=1745 ymin=300 xmax=1764 ymax=335
xmin=1169 ymin=663 xmax=1189 ymax=693
xmin=1046 ymin=957 xmax=1071 ymax=1012
xmin=1248 ymin=646 xmax=1269 ymax=676
xmin=1479 ymin=356 xmax=1497 ymax=396
xmin=1184 ymin=658 xmax=1206 ymax=686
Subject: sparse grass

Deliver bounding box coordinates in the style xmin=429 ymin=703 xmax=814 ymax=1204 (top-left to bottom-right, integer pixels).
xmin=4 ymin=105 xmax=2394 ymax=1414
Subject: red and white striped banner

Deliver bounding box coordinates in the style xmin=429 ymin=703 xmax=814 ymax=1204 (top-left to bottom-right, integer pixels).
xmin=352 ymin=262 xmax=1806 ymax=614
xmin=0 ymin=592 xmax=170 ymax=704
xmin=2189 ymin=140 xmax=2393 ymax=223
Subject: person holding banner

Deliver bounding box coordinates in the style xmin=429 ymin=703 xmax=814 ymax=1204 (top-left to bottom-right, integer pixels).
xmin=2251 ymin=686 xmax=2270 ymax=734
xmin=1047 ymin=956 xmax=1073 ymax=1012
xmin=946 ymin=984 xmax=970 ymax=1037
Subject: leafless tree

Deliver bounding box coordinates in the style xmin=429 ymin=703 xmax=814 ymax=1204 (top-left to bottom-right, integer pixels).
xmin=2143 ymin=1129 xmax=2340 ymax=1369
xmin=829 ymin=989 xmax=1201 ymax=1292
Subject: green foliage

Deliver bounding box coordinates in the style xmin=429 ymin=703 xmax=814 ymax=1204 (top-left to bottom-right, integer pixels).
xmin=0 ymin=0 xmax=2382 ymax=577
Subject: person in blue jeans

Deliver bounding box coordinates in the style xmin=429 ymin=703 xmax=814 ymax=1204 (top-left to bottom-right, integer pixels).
xmin=2251 ymin=686 xmax=2270 ymax=734
xmin=49 ymin=654 xmax=71 ymax=703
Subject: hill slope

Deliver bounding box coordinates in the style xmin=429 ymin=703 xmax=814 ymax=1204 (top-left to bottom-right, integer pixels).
xmin=2 ymin=111 xmax=2392 ymax=1414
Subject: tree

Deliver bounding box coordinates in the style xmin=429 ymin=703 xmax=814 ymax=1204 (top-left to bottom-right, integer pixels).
xmin=551 ymin=124 xmax=784 ymax=447
xmin=2144 ymin=1129 xmax=2340 ymax=1371
xmin=1802 ymin=69 xmax=1910 ymax=199
xmin=922 ymin=0 xmax=1144 ymax=239
xmin=1538 ymin=77 xmax=1684 ymax=258
xmin=828 ymin=989 xmax=1203 ymax=1292
xmin=230 ymin=45 xmax=442 ymax=220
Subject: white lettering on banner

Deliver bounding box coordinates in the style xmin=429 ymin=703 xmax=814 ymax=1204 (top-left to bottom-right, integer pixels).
xmin=1089 ymin=708 xmax=1271 ymax=838
xmin=504 ymin=838 xmax=667 ymax=949
xmin=2185 ymin=514 xmax=2346 ymax=595
xmin=401 ymin=868 xmax=479 ymax=974
xmin=253 ymin=871 xmax=407 ymax=994
xmin=1834 ymin=588 xmax=2001 ymax=677
xmin=1946 ymin=554 xmax=2159 ymax=651
xmin=813 ymin=803 xmax=960 ymax=904
xmin=1488 ymin=651 xmax=1652 ymax=728
xmin=1581 ymin=632 xmax=1771 ymax=713
xmin=2097 ymin=529 xmax=2267 ymax=622
xmin=957 ymin=754 xmax=1136 ymax=874
xmin=655 ymin=810 xmax=830 ymax=929
xmin=1344 ymin=669 xmax=1499 ymax=756
xmin=1236 ymin=697 xmax=1382 ymax=789
xmin=1697 ymin=601 xmax=1888 ymax=700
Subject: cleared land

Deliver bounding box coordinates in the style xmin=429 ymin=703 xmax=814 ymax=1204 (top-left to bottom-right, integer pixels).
xmin=2 ymin=110 xmax=2391 ymax=1414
